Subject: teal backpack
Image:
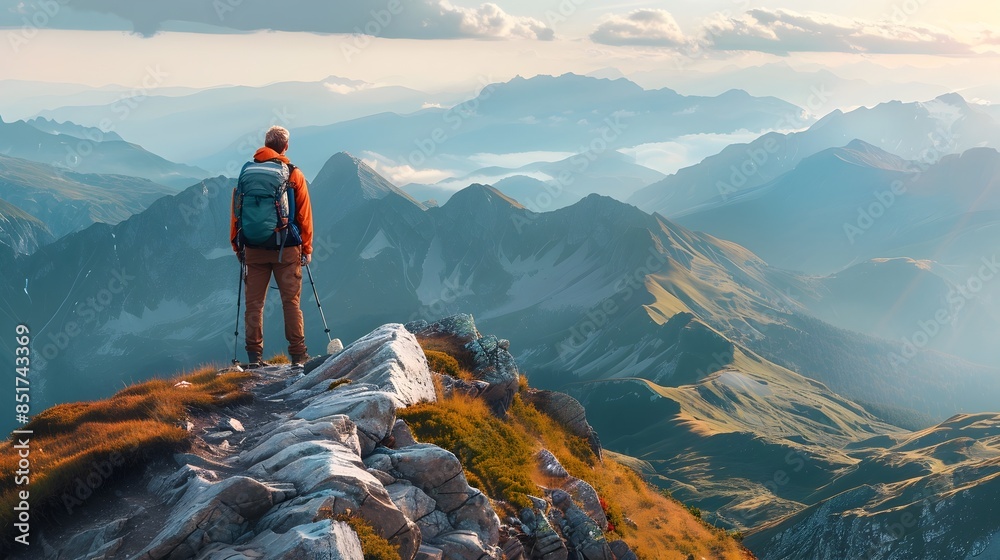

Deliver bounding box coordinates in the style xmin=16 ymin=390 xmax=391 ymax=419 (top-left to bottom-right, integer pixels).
xmin=233 ymin=159 xmax=302 ymax=261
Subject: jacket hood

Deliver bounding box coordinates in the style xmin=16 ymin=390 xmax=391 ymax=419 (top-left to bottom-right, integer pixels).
xmin=254 ymin=147 xmax=289 ymax=163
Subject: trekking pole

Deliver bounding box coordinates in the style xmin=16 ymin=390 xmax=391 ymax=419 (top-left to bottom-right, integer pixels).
xmin=233 ymin=261 xmax=245 ymax=365
xmin=304 ymin=263 xmax=332 ymax=343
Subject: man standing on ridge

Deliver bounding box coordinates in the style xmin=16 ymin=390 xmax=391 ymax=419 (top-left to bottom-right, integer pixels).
xmin=230 ymin=126 xmax=314 ymax=368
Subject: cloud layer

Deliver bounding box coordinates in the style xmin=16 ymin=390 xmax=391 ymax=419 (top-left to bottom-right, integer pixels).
xmin=40 ymin=0 xmax=552 ymax=40
xmin=591 ymin=9 xmax=688 ymax=47
xmin=703 ymin=9 xmax=974 ymax=55
xmin=591 ymin=8 xmax=981 ymax=56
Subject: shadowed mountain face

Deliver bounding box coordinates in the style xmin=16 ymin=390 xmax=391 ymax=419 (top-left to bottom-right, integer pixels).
xmin=0 ymin=197 xmax=53 ymax=255
xmin=574 ymin=363 xmax=1000 ymax=559
xmin=309 ymin=152 xmax=426 ymax=224
xmin=674 ymin=142 xmax=1000 ymax=275
xmin=744 ymin=412 xmax=1000 ymax=560
xmin=629 ymin=94 xmax=1000 ymax=220
xmin=0 ymin=116 xmax=208 ymax=188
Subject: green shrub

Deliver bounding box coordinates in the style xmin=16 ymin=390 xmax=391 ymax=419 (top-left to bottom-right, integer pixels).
xmin=424 ymin=349 xmax=473 ymax=381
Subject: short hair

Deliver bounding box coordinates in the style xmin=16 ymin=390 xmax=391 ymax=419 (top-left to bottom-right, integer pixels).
xmin=264 ymin=126 xmax=290 ymax=152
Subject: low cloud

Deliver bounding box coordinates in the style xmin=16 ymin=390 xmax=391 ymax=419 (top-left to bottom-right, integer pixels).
xmin=590 ymin=7 xmax=979 ymax=56
xmin=361 ymin=153 xmax=453 ymax=186
xmin=590 ymin=9 xmax=688 ymax=47
xmin=703 ymin=9 xmax=975 ymax=55
xmin=60 ymin=0 xmax=553 ymax=40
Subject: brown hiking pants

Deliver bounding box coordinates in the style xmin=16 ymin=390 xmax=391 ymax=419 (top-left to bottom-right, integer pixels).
xmin=243 ymin=245 xmax=307 ymax=358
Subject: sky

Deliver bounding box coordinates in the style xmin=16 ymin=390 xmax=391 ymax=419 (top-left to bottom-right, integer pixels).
xmin=0 ymin=0 xmax=997 ymax=98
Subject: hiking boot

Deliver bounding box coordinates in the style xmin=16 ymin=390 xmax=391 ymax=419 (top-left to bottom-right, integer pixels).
xmin=247 ymin=353 xmax=269 ymax=369
xmin=291 ymin=353 xmax=311 ymax=367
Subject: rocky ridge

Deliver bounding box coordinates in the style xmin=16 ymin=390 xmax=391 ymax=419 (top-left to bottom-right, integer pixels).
xmin=32 ymin=317 xmax=637 ymax=560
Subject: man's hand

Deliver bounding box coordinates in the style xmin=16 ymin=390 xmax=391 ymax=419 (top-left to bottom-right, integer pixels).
xmin=301 ymin=253 xmax=312 ymax=266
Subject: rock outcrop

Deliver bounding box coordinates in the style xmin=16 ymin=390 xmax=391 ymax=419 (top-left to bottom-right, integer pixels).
xmin=406 ymin=314 xmax=520 ymax=417
xmin=30 ymin=319 xmax=632 ymax=560
xmin=524 ymin=390 xmax=603 ymax=460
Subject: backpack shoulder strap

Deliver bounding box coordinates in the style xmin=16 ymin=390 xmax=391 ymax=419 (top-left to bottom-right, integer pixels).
xmin=284 ymin=162 xmax=298 ymax=225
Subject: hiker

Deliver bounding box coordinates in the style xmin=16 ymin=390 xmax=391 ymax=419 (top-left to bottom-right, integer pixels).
xmin=230 ymin=126 xmax=314 ymax=368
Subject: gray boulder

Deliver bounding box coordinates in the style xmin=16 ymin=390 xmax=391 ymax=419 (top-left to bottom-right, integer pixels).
xmin=369 ymin=444 xmax=503 ymax=556
xmin=240 ymin=415 xmax=361 ymax=466
xmin=135 ymin=476 xmax=277 ymax=560
xmin=519 ymin=506 xmax=568 ymax=560
xmin=524 ymin=390 xmax=602 ymax=460
xmin=266 ymin=450 xmax=420 ymax=559
xmin=390 ymin=418 xmax=418 ymax=448
xmin=536 ymin=450 xmax=607 ymax=530
xmin=608 ymin=540 xmax=638 ymax=560
xmin=549 ymin=489 xmax=613 ymax=560
xmin=409 ymin=314 xmax=521 ymax=417
xmin=415 ymin=544 xmax=444 ymax=560
xmin=277 ymin=324 xmax=436 ymax=406
xmin=295 ymin=386 xmax=397 ymax=457
xmin=387 ymin=481 xmax=438 ymax=522
xmin=201 ymin=519 xmax=364 ymax=559
xmin=44 ymin=516 xmax=128 ymax=560
xmin=433 ymin=530 xmax=502 ymax=560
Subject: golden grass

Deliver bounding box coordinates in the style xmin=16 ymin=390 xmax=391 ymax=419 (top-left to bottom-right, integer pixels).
xmin=401 ymin=387 xmax=751 ymax=558
xmin=0 ymin=366 xmax=252 ymax=543
xmin=267 ymin=353 xmax=291 ymax=365
xmin=407 ymin=341 xmax=752 ymax=559
xmin=511 ymin=391 xmax=752 ymax=559
xmin=399 ymin=393 xmax=538 ymax=513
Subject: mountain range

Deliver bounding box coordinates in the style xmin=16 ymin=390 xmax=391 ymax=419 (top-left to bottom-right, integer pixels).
xmin=4 ymin=77 xmax=1000 ymax=559
xmin=675 ymin=141 xmax=1000 ymax=273
xmin=7 ymin=150 xmax=997 ymax=417
xmin=0 ymin=115 xmax=208 ymax=188
xmin=38 ymin=76 xmax=443 ymax=163
xmin=2 ymin=150 xmax=999 ymax=559
xmin=629 ymin=93 xmax=1000 ymax=222
xmin=195 ymin=73 xmax=806 ymax=181
xmin=0 ymin=154 xmax=178 ymax=246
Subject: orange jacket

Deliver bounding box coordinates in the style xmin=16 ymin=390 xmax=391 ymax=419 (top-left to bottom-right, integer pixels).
xmin=230 ymin=147 xmax=313 ymax=255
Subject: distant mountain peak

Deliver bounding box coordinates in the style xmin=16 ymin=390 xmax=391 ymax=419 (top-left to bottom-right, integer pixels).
xmin=844 ymin=138 xmax=881 ymax=152
xmin=445 ymin=183 xmax=525 ymax=211
xmin=310 ymin=151 xmax=425 ymax=222
xmin=934 ymin=92 xmax=969 ymax=107
xmin=805 ymin=139 xmax=910 ymax=172
xmin=719 ymin=88 xmax=752 ymax=98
